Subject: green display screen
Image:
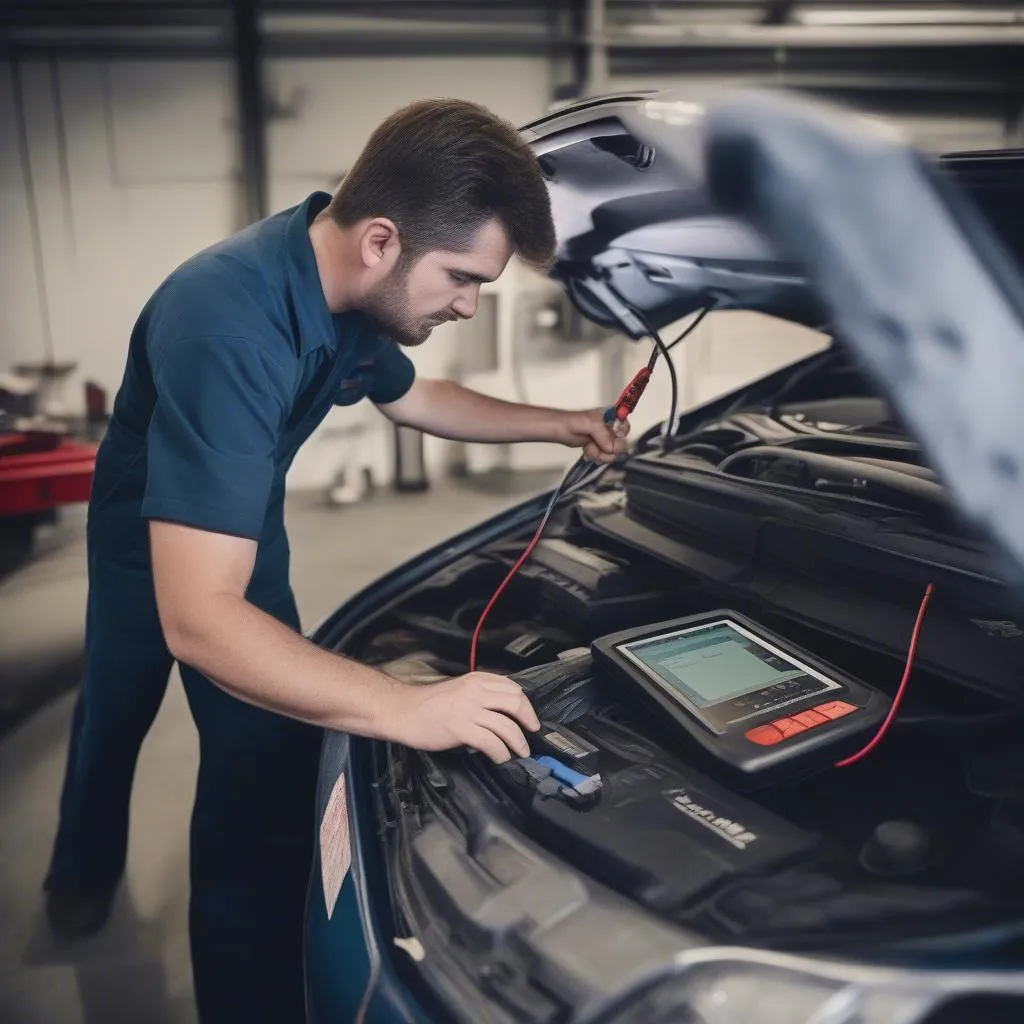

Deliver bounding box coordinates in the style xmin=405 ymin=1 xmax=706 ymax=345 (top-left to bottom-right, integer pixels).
xmin=619 ymin=620 xmax=816 ymax=710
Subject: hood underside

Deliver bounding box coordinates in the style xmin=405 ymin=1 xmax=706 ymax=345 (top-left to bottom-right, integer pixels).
xmin=523 ymin=88 xmax=1024 ymax=592
xmin=523 ymin=91 xmax=1023 ymax=336
xmin=523 ymin=92 xmax=826 ymax=332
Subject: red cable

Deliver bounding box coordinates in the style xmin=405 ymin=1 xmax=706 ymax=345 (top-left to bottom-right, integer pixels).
xmin=835 ymin=582 xmax=935 ymax=768
xmin=469 ymin=363 xmax=649 ymax=672
xmin=469 ymin=360 xmax=656 ymax=672
xmin=469 ymin=511 xmax=552 ymax=672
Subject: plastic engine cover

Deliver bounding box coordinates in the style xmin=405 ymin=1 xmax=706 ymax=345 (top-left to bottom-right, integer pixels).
xmin=528 ymin=754 xmax=819 ymax=914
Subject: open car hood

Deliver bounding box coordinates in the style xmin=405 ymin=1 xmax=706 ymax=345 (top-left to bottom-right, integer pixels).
xmin=523 ymin=89 xmax=1024 ymax=588
xmin=523 ymin=91 xmax=1023 ymax=337
xmin=522 ymin=91 xmax=829 ymax=334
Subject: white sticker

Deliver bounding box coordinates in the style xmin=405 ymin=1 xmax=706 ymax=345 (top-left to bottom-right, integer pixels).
xmin=394 ymin=936 xmax=426 ymax=962
xmin=320 ymin=773 xmax=351 ymax=920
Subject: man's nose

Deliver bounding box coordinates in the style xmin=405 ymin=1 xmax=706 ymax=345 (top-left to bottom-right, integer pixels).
xmin=451 ymin=285 xmax=480 ymax=320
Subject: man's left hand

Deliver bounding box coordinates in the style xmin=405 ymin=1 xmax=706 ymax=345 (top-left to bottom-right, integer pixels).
xmin=557 ymin=409 xmax=631 ymax=464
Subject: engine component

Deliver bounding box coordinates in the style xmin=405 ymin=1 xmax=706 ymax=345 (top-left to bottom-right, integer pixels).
xmin=393 ymin=607 xmax=576 ymax=672
xmin=530 ymin=721 xmax=600 ymax=776
xmin=493 ymin=712 xmax=997 ymax=949
xmin=859 ymin=820 xmax=935 ymax=877
xmin=527 ymin=750 xmax=819 ymax=914
xmin=379 ymin=653 xmax=450 ymax=686
xmin=511 ymin=652 xmax=602 ymax=724
xmin=491 ymin=537 xmax=672 ymax=634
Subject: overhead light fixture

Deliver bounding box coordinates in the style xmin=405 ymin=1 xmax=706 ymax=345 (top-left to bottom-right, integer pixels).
xmin=642 ymin=97 xmax=705 ymax=126
xmin=795 ymin=7 xmax=1021 ymax=27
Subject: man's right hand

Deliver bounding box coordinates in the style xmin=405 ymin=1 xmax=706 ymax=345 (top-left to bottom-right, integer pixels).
xmin=390 ymin=672 xmax=541 ymax=763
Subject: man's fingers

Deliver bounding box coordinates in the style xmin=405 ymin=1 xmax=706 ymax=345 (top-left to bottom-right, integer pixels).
xmin=582 ymin=434 xmax=614 ymax=455
xmin=516 ymin=693 xmax=542 ymax=733
xmin=585 ymin=441 xmax=616 ymax=463
xmin=478 ymin=685 xmax=541 ymax=732
xmin=479 ymin=710 xmax=531 ymax=759
xmin=563 ymin=411 xmax=635 ymax=460
xmin=594 ymin=425 xmax=616 ymax=453
xmin=466 ymin=726 xmax=513 ymax=763
xmin=476 ymin=674 xmax=539 ymax=723
xmin=479 ymin=676 xmax=530 ymax=695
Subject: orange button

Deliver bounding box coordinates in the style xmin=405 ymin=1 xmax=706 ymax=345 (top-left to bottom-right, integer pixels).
xmin=772 ymin=717 xmax=808 ymax=739
xmin=745 ymin=724 xmax=784 ymax=746
xmin=813 ymin=700 xmax=857 ymax=720
xmin=793 ymin=709 xmax=829 ymax=729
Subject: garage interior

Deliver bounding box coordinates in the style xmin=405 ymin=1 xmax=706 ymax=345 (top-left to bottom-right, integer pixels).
xmin=1 ymin=2 xmax=1022 ymax=1021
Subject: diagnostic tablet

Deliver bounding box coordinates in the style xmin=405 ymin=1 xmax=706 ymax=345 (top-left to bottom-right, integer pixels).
xmin=592 ymin=611 xmax=889 ymax=782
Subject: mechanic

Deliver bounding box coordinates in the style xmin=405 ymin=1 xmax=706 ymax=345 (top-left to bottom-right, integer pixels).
xmin=43 ymin=98 xmax=629 ymax=1022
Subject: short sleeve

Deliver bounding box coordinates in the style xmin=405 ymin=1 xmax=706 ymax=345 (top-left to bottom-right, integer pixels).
xmin=367 ymin=340 xmax=416 ymax=405
xmin=141 ymin=335 xmax=292 ymax=540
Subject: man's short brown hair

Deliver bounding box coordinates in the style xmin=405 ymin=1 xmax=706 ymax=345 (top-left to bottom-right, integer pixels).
xmin=327 ymin=98 xmax=556 ymax=271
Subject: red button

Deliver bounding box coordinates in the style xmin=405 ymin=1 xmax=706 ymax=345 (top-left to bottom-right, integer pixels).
xmin=812 ymin=700 xmax=858 ymax=720
xmin=773 ymin=717 xmax=808 ymax=739
xmin=793 ymin=709 xmax=829 ymax=729
xmin=745 ymin=724 xmax=784 ymax=746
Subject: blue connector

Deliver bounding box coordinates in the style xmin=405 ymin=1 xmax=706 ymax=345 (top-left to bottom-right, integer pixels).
xmin=534 ymin=756 xmax=603 ymax=796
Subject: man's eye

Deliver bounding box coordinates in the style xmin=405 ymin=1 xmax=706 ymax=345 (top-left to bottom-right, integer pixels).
xmin=449 ymin=272 xmax=468 ymax=285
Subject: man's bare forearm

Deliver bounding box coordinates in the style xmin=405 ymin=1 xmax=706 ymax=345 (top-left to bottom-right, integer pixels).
xmin=384 ymin=378 xmax=568 ymax=444
xmin=166 ymin=593 xmax=405 ymax=736
xmin=149 ymin=519 xmax=541 ymax=761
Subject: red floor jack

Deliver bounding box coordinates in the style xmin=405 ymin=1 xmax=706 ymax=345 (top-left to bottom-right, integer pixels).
xmin=0 ymin=430 xmax=96 ymax=573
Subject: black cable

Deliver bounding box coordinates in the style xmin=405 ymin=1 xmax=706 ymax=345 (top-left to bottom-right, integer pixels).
xmin=769 ymin=348 xmax=836 ymax=416
xmin=632 ymin=311 xmax=679 ymax=444
xmin=470 ymin=301 xmax=701 ymax=666
xmin=644 ymin=306 xmax=714 ymax=439
xmin=601 ymin=283 xmax=696 ymax=445
xmin=665 ymin=305 xmax=714 ymax=353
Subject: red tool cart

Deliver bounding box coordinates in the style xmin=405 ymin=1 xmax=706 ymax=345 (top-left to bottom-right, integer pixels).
xmin=0 ymin=430 xmax=96 ymax=573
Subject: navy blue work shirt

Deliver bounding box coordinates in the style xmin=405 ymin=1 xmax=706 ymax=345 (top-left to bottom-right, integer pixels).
xmin=97 ymin=191 xmax=415 ymax=619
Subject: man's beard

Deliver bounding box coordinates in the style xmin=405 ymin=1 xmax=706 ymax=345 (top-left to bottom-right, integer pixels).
xmin=363 ymin=267 xmax=452 ymax=348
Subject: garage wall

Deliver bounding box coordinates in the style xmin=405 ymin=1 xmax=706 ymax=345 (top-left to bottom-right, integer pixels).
xmin=0 ymin=55 xmax=558 ymax=491
xmin=264 ymin=56 xmax=551 ymax=213
xmin=0 ymin=63 xmax=51 ymax=375
xmin=0 ymin=58 xmax=237 ymax=412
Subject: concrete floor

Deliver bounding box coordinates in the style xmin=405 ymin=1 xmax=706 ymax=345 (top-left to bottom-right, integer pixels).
xmin=0 ymin=475 xmax=552 ymax=1023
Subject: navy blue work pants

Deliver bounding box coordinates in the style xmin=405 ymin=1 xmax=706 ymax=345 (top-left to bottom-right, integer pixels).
xmin=47 ymin=476 xmax=321 ymax=1023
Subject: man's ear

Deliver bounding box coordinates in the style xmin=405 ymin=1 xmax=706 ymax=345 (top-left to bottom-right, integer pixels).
xmin=359 ymin=217 xmax=401 ymax=271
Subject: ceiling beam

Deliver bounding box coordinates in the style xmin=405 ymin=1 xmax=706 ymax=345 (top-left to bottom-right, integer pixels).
xmin=3 ymin=3 xmax=1022 ymax=56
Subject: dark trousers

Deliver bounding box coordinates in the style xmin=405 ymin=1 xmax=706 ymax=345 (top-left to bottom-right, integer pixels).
xmin=47 ymin=484 xmax=322 ymax=1023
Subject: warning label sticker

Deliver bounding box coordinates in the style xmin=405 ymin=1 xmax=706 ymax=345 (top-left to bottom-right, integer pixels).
xmin=320 ymin=773 xmax=351 ymax=920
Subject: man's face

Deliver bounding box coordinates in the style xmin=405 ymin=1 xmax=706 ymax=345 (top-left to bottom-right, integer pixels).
xmin=363 ymin=219 xmax=512 ymax=347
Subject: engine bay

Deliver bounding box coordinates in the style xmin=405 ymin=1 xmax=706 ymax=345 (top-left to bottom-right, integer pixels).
xmin=340 ymin=510 xmax=1024 ymax=964
xmin=337 ymin=364 xmax=1024 ymax=965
